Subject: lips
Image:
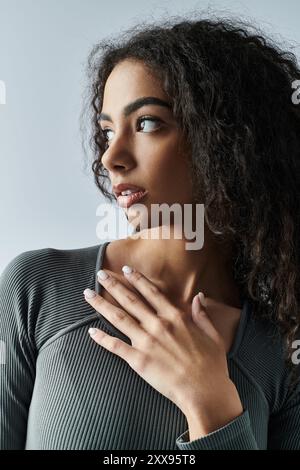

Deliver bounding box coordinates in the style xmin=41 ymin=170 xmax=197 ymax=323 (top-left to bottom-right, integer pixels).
xmin=117 ymin=189 xmax=148 ymax=208
xmin=113 ymin=183 xmax=146 ymax=198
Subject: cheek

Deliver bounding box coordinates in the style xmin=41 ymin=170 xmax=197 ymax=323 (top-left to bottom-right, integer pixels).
xmin=159 ymin=145 xmax=191 ymax=186
xmin=140 ymin=135 xmax=189 ymax=177
xmin=137 ymin=133 xmax=193 ymax=201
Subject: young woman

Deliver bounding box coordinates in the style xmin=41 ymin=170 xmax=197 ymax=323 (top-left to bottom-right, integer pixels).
xmin=1 ymin=15 xmax=300 ymax=450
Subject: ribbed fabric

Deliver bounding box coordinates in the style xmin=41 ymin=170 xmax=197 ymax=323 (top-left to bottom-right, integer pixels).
xmin=0 ymin=242 xmax=300 ymax=450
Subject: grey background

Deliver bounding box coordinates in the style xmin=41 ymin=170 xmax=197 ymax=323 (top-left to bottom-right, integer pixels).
xmin=0 ymin=0 xmax=299 ymax=273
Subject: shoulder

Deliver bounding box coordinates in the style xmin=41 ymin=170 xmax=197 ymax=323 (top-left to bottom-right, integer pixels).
xmin=0 ymin=244 xmax=105 ymax=349
xmin=0 ymin=244 xmax=101 ymax=292
xmin=0 ymin=244 xmax=104 ymax=310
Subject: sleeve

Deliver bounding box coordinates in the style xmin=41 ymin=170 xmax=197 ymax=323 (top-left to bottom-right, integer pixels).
xmin=0 ymin=253 xmax=37 ymax=449
xmin=175 ymin=410 xmax=259 ymax=450
xmin=267 ymin=368 xmax=300 ymax=450
xmin=175 ymin=366 xmax=300 ymax=450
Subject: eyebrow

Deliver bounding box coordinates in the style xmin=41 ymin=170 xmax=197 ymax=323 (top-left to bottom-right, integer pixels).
xmin=98 ymin=96 xmax=172 ymax=122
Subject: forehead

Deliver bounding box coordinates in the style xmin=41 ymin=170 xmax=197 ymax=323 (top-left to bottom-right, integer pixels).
xmin=102 ymin=59 xmax=167 ymax=109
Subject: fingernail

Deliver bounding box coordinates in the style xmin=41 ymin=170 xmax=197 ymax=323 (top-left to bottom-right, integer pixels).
xmin=122 ymin=265 xmax=133 ymax=274
xmin=83 ymin=288 xmax=96 ymax=299
xmin=198 ymin=292 xmax=207 ymax=307
xmin=97 ymin=270 xmax=109 ymax=280
xmin=88 ymin=327 xmax=98 ymax=336
xmin=194 ymin=295 xmax=201 ymax=314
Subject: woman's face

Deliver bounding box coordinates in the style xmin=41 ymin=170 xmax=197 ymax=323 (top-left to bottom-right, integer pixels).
xmin=100 ymin=59 xmax=194 ymax=229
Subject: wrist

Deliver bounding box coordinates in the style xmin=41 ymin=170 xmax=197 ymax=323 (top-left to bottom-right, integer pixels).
xmin=181 ymin=379 xmax=244 ymax=440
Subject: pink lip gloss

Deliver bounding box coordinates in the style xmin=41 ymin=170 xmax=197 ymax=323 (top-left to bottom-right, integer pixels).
xmin=117 ymin=190 xmax=148 ymax=208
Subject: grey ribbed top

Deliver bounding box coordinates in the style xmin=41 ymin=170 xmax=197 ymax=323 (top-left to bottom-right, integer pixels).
xmin=0 ymin=242 xmax=300 ymax=450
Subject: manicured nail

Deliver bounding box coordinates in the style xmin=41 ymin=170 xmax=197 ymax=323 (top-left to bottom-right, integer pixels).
xmin=83 ymin=288 xmax=96 ymax=299
xmin=97 ymin=270 xmax=109 ymax=280
xmin=88 ymin=327 xmax=97 ymax=336
xmin=122 ymin=265 xmax=133 ymax=274
xmin=198 ymin=292 xmax=207 ymax=307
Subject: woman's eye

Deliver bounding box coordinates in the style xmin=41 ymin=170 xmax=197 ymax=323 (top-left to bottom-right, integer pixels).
xmin=102 ymin=129 xmax=114 ymax=143
xmin=137 ymin=116 xmax=162 ymax=132
xmin=101 ymin=116 xmax=162 ymax=144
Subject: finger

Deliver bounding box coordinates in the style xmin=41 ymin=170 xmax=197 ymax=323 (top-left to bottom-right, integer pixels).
xmin=192 ymin=293 xmax=220 ymax=343
xmin=96 ymin=270 xmax=155 ymax=324
xmin=121 ymin=266 xmax=177 ymax=315
xmin=88 ymin=327 xmax=144 ymax=372
xmin=83 ymin=289 xmax=147 ymax=340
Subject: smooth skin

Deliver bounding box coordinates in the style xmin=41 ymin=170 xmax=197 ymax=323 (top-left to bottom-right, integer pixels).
xmin=84 ymin=59 xmax=244 ymax=440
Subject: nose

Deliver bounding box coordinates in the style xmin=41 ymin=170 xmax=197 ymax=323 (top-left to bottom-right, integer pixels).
xmin=101 ymin=132 xmax=136 ymax=173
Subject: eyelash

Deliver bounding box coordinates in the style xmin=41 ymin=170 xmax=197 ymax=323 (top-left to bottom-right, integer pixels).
xmin=100 ymin=116 xmax=163 ymax=143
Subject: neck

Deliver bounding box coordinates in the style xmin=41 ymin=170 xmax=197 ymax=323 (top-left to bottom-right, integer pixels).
xmin=122 ymin=224 xmax=241 ymax=309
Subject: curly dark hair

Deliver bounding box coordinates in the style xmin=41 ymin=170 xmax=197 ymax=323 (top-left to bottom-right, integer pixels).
xmin=80 ymin=12 xmax=300 ymax=383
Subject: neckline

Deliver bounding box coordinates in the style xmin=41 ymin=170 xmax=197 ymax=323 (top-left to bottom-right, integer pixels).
xmin=226 ymin=296 xmax=250 ymax=359
xmin=94 ymin=240 xmax=250 ymax=359
xmin=94 ymin=240 xmax=112 ymax=295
